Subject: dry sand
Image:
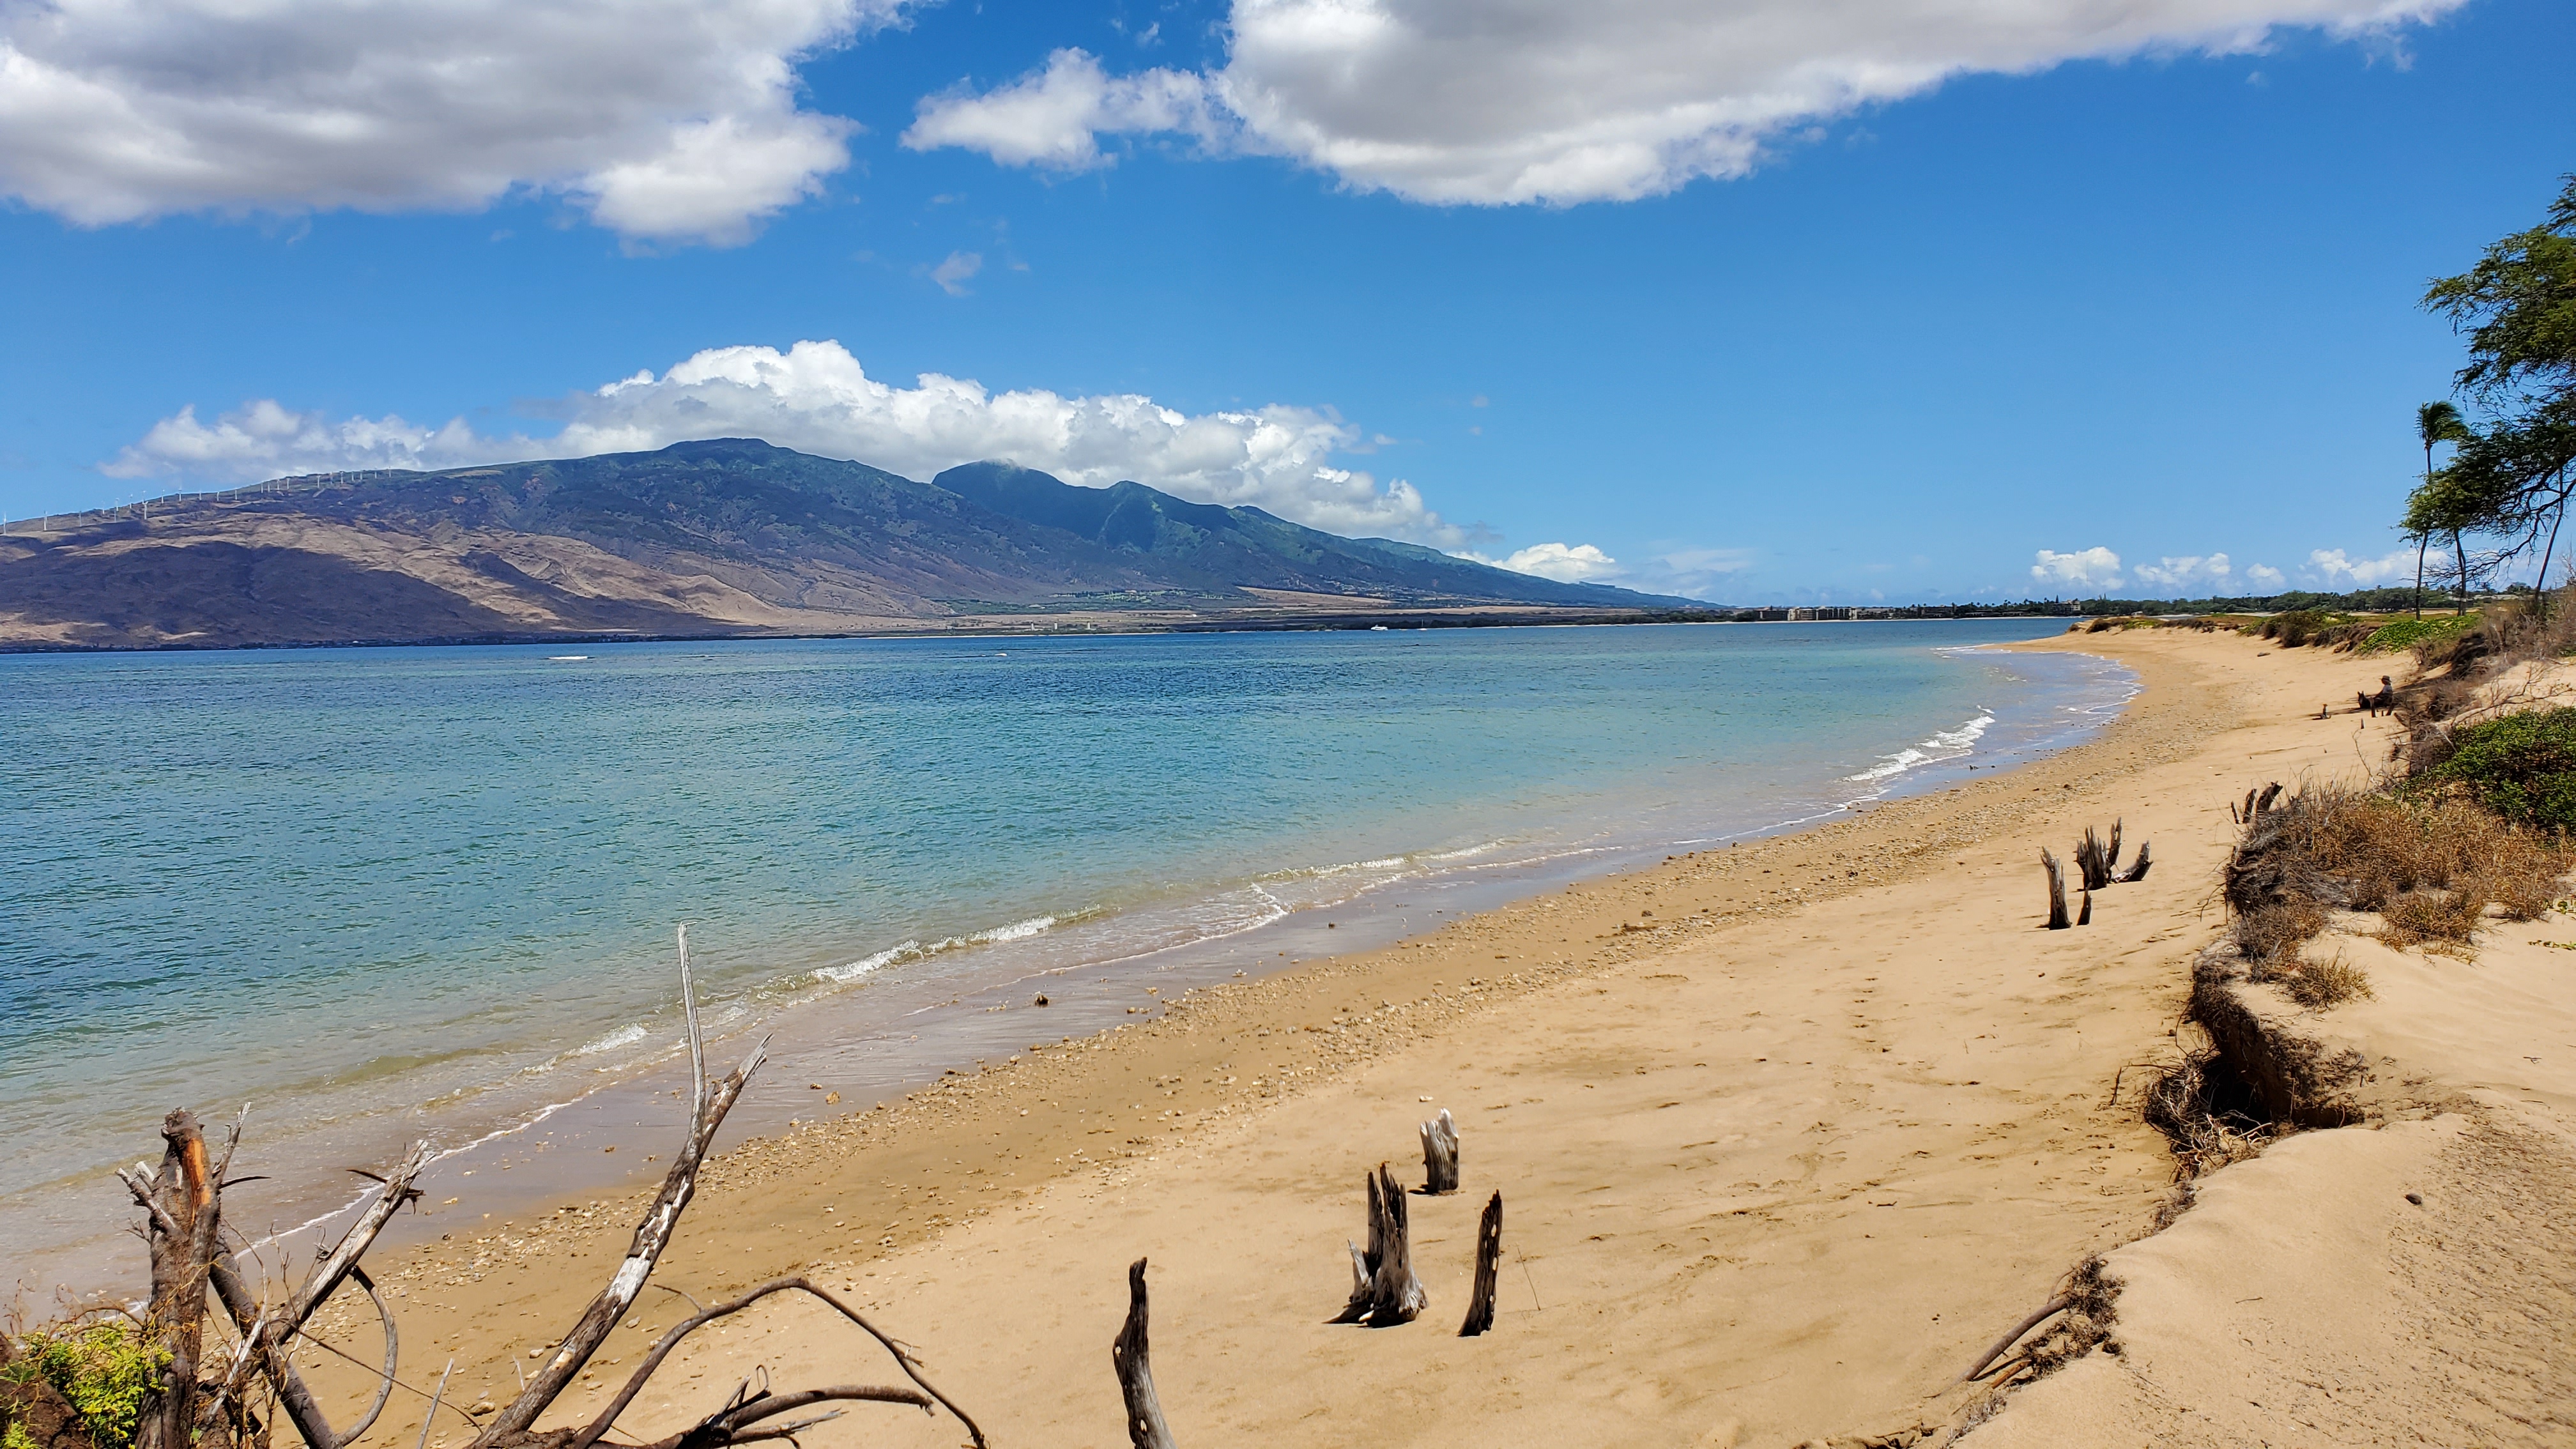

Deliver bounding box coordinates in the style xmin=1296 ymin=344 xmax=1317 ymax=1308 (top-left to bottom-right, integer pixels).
xmin=295 ymin=627 xmax=2572 ymax=1448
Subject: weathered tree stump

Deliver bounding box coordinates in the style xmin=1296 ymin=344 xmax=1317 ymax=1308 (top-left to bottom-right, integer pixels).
xmin=1418 ymin=1108 xmax=1459 ymax=1195
xmin=2076 ymin=889 xmax=2092 ymax=926
xmin=1333 ymin=1165 xmax=1427 ymax=1326
xmin=2074 ymin=822 xmax=2122 ymax=891
xmin=2041 ymin=849 xmax=2071 ymax=930
xmin=2117 ymin=841 xmax=2153 ymax=883
xmin=1112 ymin=1259 xmax=1177 ymax=1449
xmin=1459 ymin=1192 xmax=1503 ymax=1337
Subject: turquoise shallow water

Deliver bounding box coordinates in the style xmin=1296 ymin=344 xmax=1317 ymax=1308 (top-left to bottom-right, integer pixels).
xmin=0 ymin=619 xmax=2124 ymax=1283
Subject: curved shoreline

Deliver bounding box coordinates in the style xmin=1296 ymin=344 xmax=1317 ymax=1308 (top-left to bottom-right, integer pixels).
xmin=10 ymin=631 xmax=2128 ymax=1298
xmin=248 ymin=629 xmax=2247 ymax=1441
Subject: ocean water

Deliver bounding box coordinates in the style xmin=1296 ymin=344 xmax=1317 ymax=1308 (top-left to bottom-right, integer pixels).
xmin=0 ymin=620 xmax=2128 ymax=1287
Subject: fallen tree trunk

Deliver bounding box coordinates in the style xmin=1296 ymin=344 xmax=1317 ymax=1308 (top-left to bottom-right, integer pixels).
xmin=1112 ymin=1260 xmax=1177 ymax=1449
xmin=1459 ymin=1192 xmax=1503 ymax=1338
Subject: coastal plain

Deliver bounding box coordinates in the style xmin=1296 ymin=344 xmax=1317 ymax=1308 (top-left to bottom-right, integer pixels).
xmin=296 ymin=629 xmax=2568 ymax=1447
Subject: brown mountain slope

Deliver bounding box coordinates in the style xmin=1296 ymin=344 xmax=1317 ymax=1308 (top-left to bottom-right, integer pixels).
xmin=0 ymin=440 xmax=1694 ymax=650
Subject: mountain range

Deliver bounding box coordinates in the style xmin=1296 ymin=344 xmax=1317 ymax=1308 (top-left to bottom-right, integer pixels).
xmin=0 ymin=440 xmax=1699 ymax=650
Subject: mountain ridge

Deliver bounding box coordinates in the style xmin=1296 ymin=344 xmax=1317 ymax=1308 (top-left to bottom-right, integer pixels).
xmin=0 ymin=440 xmax=1701 ymax=650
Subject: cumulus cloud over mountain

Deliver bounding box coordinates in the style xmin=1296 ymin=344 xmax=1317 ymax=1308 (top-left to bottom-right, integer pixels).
xmin=0 ymin=0 xmax=901 ymax=243
xmin=1469 ymin=542 xmax=1623 ymax=583
xmin=907 ymin=0 xmax=2458 ymax=204
xmin=103 ymin=340 xmax=1466 ymax=544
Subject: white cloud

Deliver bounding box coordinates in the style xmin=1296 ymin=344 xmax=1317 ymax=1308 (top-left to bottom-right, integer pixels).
xmin=904 ymin=49 xmax=1217 ymax=169
xmin=103 ymin=339 xmax=1466 ymax=544
xmin=906 ymin=0 xmax=2458 ymax=206
xmin=928 ymin=250 xmax=983 ymax=295
xmin=1637 ymin=546 xmax=1756 ymax=599
xmin=0 ymin=0 xmax=901 ymax=245
xmin=2031 ymin=546 xmax=2123 ymax=591
xmin=1471 ymin=542 xmax=1621 ymax=584
xmin=2246 ymin=564 xmax=2286 ymax=588
xmin=2130 ymin=552 xmax=2233 ymax=590
xmin=2304 ymin=548 xmax=2415 ymax=586
xmin=102 ymin=400 xmax=530 ymax=480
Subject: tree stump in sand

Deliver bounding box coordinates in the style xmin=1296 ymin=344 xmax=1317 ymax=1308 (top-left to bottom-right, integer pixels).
xmin=2041 ymin=849 xmax=2071 ymax=930
xmin=1334 ymin=1165 xmax=1427 ymax=1326
xmin=2076 ymin=889 xmax=2092 ymax=926
xmin=1113 ymin=1259 xmax=1177 ymax=1449
xmin=2117 ymin=841 xmax=2153 ymax=883
xmin=1420 ymin=1108 xmax=1460 ymax=1195
xmin=1459 ymin=1192 xmax=1503 ymax=1337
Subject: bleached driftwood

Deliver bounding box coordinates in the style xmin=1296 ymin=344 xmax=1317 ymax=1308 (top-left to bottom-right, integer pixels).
xmin=2041 ymin=849 xmax=2071 ymax=930
xmin=1112 ymin=1259 xmax=1177 ymax=1449
xmin=103 ymin=923 xmax=988 ymax=1449
xmin=1459 ymin=1192 xmax=1503 ymax=1338
xmin=1333 ymin=1165 xmax=1426 ymax=1327
xmin=1419 ymin=1108 xmax=1460 ymax=1195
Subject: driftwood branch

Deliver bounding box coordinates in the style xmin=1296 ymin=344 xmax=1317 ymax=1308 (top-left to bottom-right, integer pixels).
xmin=2040 ymin=849 xmax=2070 ymax=930
xmin=1957 ymin=1295 xmax=2071 ymax=1383
xmin=105 ymin=928 xmax=988 ymax=1449
xmin=475 ymin=1049 xmax=765 ymax=1443
xmin=331 ymin=1267 xmax=401 ymax=1447
xmin=1418 ymin=1108 xmax=1459 ymax=1195
xmin=1459 ymin=1192 xmax=1503 ymax=1337
xmin=626 ymin=1383 xmax=933 ymax=1449
xmin=1112 ymin=1259 xmax=1177 ymax=1449
xmin=291 ymin=1144 xmax=431 ymax=1330
xmin=568 ymin=1276 xmax=983 ymax=1449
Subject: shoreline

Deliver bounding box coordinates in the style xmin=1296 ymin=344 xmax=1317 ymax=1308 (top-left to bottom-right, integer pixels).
xmin=8 ymin=627 xmax=2123 ymax=1299
xmin=268 ymin=625 xmax=2281 ymax=1446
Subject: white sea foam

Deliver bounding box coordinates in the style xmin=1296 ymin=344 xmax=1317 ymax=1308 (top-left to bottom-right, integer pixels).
xmin=972 ymin=914 xmax=1057 ymax=944
xmin=820 ymin=940 xmax=924 ymax=983
xmin=1846 ymin=710 xmax=1997 ymax=783
xmin=572 ymin=1023 xmax=648 ymax=1055
xmin=816 ymin=914 xmax=1059 ymax=985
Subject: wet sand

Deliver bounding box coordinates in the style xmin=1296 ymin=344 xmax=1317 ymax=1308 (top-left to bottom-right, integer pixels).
xmin=293 ymin=627 xmax=2431 ymax=1446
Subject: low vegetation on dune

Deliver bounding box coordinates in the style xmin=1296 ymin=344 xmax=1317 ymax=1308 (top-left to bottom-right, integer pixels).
xmin=2224 ymin=703 xmax=2573 ymax=986
xmin=2415 ymin=707 xmax=2576 ymax=831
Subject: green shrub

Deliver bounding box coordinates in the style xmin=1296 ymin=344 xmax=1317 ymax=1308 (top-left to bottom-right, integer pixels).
xmin=2363 ymin=613 xmax=2478 ymax=655
xmin=2258 ymin=609 xmax=2331 ymax=647
xmin=11 ymin=1323 xmax=165 ymax=1449
xmin=2419 ymin=707 xmax=2576 ymax=832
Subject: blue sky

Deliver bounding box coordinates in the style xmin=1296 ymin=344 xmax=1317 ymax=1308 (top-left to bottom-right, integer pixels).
xmin=3 ymin=0 xmax=2570 ymax=603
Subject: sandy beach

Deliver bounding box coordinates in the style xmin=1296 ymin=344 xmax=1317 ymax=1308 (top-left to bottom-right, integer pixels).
xmin=286 ymin=626 xmax=2573 ymax=1448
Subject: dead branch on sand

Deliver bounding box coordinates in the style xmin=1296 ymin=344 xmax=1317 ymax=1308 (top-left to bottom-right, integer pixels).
xmin=88 ymin=925 xmax=986 ymax=1449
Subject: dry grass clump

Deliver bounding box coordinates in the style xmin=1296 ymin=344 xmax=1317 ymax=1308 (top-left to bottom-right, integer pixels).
xmin=2234 ymin=901 xmax=2326 ymax=974
xmin=2225 ymin=782 xmax=2568 ymax=960
xmin=2378 ymin=890 xmax=2485 ymax=950
xmin=2282 ymin=955 xmax=2375 ymax=1009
